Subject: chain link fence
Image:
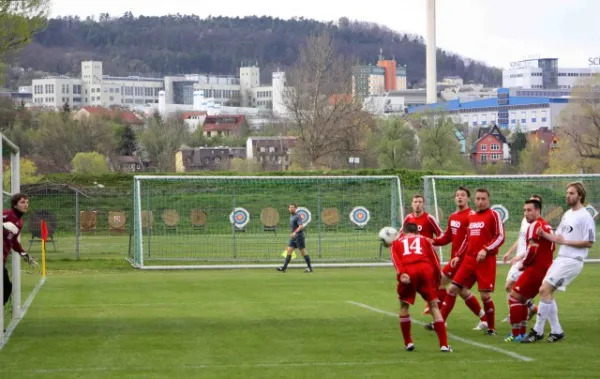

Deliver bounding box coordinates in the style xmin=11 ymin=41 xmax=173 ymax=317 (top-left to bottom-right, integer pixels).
xmin=21 ymin=183 xmax=133 ymax=260
xmin=17 ymin=180 xmax=423 ymax=262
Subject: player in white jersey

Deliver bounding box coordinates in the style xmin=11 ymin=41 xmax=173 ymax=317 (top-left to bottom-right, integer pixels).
xmin=501 ymin=195 xmax=542 ymax=322
xmin=522 ymin=182 xmax=596 ymax=343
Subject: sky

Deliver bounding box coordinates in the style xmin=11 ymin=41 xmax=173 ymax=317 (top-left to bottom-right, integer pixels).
xmin=50 ymin=0 xmax=597 ymax=70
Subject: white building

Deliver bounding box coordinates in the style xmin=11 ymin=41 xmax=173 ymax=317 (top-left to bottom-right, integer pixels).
xmin=31 ymin=61 xmax=164 ymax=109
xmin=352 ymin=65 xmax=386 ymax=100
xmin=32 ymin=76 xmax=83 ymax=107
xmin=156 ymin=70 xmax=288 ymax=119
xmin=503 ymin=57 xmax=600 ymax=90
xmin=164 ymin=63 xmax=273 ymax=109
xmin=271 ymin=70 xmax=287 ymax=115
xmin=409 ymin=88 xmax=569 ymax=132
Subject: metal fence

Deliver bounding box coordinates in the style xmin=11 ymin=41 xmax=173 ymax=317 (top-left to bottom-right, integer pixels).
xmin=20 ymin=183 xmax=133 ymax=260
xmin=17 ymin=181 xmax=423 ymax=261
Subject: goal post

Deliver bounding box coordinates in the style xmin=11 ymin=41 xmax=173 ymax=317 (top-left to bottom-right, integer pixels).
xmin=423 ymin=174 xmax=600 ymax=263
xmin=1 ymin=133 xmax=20 ymax=345
xmin=129 ymin=175 xmax=404 ymax=269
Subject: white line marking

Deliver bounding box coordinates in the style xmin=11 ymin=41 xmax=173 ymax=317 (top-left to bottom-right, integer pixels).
xmin=37 ymin=299 xmax=342 ymax=309
xmin=0 ymin=359 xmax=517 ymax=374
xmin=346 ymin=301 xmax=534 ymax=362
xmin=1 ymin=277 xmax=46 ymax=350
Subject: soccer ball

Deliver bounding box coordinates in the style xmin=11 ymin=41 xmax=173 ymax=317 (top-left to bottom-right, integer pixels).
xmin=378 ymin=226 xmax=399 ymax=245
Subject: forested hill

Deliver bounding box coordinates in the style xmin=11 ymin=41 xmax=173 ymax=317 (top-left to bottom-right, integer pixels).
xmin=17 ymin=14 xmax=502 ymax=87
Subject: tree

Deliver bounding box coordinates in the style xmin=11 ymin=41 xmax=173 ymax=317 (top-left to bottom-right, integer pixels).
xmin=0 ymin=1 xmax=49 ymax=60
xmin=33 ymin=113 xmax=117 ymax=171
xmin=518 ymin=139 xmax=549 ymax=174
xmin=508 ymin=126 xmax=527 ymax=165
xmin=558 ymin=75 xmax=600 ymax=165
xmin=3 ymin=157 xmax=41 ymax=192
xmin=116 ymin=124 xmax=137 ymax=155
xmin=371 ymin=117 xmax=419 ymax=169
xmin=282 ymin=33 xmax=373 ymax=169
xmin=139 ymin=116 xmax=190 ymax=172
xmin=545 ymin=133 xmax=600 ymax=174
xmin=418 ymin=114 xmax=469 ymax=171
xmin=71 ymin=152 xmax=109 ymax=174
xmin=62 ymin=102 xmax=71 ymax=113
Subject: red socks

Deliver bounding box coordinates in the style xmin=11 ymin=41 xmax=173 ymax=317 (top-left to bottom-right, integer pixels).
xmin=483 ymin=298 xmax=496 ymax=331
xmin=433 ymin=320 xmax=449 ymax=347
xmin=400 ymin=315 xmax=412 ymax=346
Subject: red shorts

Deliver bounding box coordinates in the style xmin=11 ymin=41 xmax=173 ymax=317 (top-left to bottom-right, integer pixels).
xmin=397 ymin=263 xmax=438 ymax=305
xmin=442 ymin=257 xmax=461 ymax=279
xmin=512 ymin=266 xmax=548 ymax=300
xmin=452 ymin=254 xmax=497 ymax=292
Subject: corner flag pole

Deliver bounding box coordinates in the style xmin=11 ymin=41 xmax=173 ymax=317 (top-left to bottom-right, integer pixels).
xmin=40 ymin=220 xmax=48 ymax=277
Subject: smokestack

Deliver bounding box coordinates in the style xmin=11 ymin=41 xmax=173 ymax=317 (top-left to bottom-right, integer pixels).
xmin=426 ymin=0 xmax=437 ymax=104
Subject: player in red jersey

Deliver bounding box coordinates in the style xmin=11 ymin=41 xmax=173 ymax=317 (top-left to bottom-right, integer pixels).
xmin=400 ymin=195 xmax=442 ymax=239
xmin=401 ymin=194 xmax=442 ymax=314
xmin=3 ymin=194 xmax=36 ymax=308
xmin=438 ymin=188 xmax=505 ymax=335
xmin=425 ymin=187 xmax=488 ymax=330
xmin=388 ymin=222 xmax=452 ymax=352
xmin=504 ymin=199 xmax=555 ymax=342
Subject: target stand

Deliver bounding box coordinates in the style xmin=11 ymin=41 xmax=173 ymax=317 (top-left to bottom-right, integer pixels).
xmin=350 ymin=206 xmax=371 ymax=233
xmin=230 ymin=207 xmax=250 ymax=233
xmin=260 ymin=207 xmax=279 ymax=235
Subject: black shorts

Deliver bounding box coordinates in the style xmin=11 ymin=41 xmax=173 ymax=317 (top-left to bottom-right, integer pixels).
xmin=288 ymin=234 xmax=306 ymax=250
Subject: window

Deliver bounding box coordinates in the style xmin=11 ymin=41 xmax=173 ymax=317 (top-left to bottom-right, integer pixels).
xmin=480 ymin=144 xmax=487 ymax=151
xmin=481 ymin=155 xmax=487 ymax=162
xmin=491 ymin=153 xmax=500 ymax=160
xmin=491 ymin=144 xmax=500 ymax=151
xmin=541 ymin=110 xmax=547 ymax=122
xmin=521 ymin=111 xmax=526 ymax=124
xmin=531 ymin=110 xmax=537 ymax=123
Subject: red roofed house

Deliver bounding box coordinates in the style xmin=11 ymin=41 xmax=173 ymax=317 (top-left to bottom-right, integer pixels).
xmin=74 ymin=106 xmax=146 ymax=130
xmin=470 ymin=124 xmax=511 ymax=164
xmin=180 ymin=111 xmax=207 ymax=132
xmin=203 ymin=115 xmax=246 ymax=138
xmin=529 ymin=126 xmax=559 ymax=150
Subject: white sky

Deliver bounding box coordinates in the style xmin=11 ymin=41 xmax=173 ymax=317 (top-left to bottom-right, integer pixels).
xmin=50 ymin=0 xmax=597 ymax=69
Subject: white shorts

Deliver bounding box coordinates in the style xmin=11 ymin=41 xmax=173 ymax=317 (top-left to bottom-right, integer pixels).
xmin=543 ymin=256 xmax=584 ymax=292
xmin=506 ymin=262 xmax=524 ymax=283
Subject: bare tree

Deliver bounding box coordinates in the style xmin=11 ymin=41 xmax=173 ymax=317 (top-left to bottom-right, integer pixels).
xmin=139 ymin=114 xmax=190 ymax=172
xmin=282 ymin=33 xmax=373 ymax=169
xmin=33 ymin=113 xmax=117 ymax=172
xmin=560 ymin=75 xmax=600 ymax=162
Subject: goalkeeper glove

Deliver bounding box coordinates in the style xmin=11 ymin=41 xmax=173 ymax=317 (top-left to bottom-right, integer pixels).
xmin=3 ymin=222 xmax=19 ymax=235
xmin=19 ymin=252 xmax=38 ymax=267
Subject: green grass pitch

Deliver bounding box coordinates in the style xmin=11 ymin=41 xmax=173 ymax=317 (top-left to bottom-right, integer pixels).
xmin=1 ymin=259 xmax=599 ymax=378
